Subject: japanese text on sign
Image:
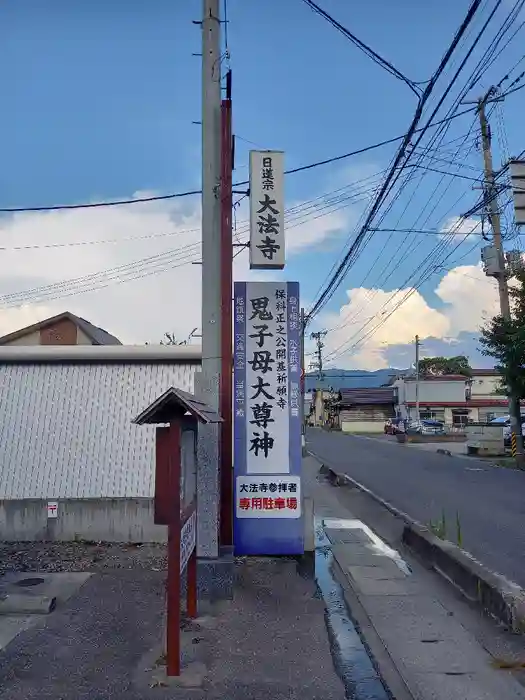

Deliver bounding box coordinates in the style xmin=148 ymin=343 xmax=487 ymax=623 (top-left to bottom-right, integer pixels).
xmin=249 ymin=151 xmax=285 ymax=270
xmin=180 ymin=509 xmax=196 ymax=573
xmin=245 ymin=284 xmax=290 ymax=474
xmin=236 ymin=476 xmax=302 ymax=519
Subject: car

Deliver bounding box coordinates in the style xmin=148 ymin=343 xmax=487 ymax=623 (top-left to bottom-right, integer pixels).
xmin=408 ymin=419 xmax=446 ymax=436
xmin=489 ymin=415 xmax=525 ymax=446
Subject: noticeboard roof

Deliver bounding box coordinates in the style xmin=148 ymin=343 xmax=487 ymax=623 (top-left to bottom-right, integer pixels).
xmin=132 ymin=387 xmax=223 ymax=425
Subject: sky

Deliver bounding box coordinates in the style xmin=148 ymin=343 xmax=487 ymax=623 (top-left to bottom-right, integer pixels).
xmin=0 ymin=0 xmax=523 ymax=371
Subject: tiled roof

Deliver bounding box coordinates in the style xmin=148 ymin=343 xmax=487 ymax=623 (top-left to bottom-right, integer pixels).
xmin=340 ymin=387 xmax=396 ymax=406
xmin=0 ymin=311 xmax=122 ymax=346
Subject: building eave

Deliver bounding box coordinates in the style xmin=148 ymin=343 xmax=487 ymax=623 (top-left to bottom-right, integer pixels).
xmin=0 ymin=345 xmax=202 ymax=364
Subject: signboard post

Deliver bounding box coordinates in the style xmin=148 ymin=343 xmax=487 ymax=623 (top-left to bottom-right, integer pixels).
xmin=249 ymin=151 xmax=285 ymax=270
xmin=132 ymin=388 xmax=222 ymax=676
xmin=233 ymin=280 xmax=303 ymax=555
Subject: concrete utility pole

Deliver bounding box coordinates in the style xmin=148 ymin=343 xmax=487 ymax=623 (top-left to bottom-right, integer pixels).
xmin=201 ymin=0 xmax=222 ymax=384
xmin=300 ymin=309 xmax=306 ymax=451
xmin=198 ymin=0 xmax=222 ymax=558
xmin=415 ymin=335 xmax=420 ymax=422
xmin=476 ymin=91 xmax=524 ymax=463
xmin=310 ymin=330 xmax=327 ymax=383
xmin=310 ymin=330 xmax=327 ymax=426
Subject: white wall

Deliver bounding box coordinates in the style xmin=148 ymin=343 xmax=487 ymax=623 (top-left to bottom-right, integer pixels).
xmin=470 ymin=374 xmax=504 ymax=399
xmin=0 ymin=361 xmax=198 ymax=499
xmin=394 ymin=378 xmax=466 ymax=405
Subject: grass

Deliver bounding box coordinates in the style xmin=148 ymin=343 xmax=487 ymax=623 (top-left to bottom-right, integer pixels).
xmin=428 ymin=509 xmax=463 ymax=547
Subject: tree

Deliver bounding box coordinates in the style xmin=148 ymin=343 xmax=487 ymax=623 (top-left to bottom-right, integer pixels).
xmin=418 ymin=355 xmax=472 ymax=378
xmin=160 ymin=332 xmax=186 ymax=346
xmin=480 ymin=267 xmax=525 ymax=400
xmin=145 ymin=333 xmax=186 ymax=346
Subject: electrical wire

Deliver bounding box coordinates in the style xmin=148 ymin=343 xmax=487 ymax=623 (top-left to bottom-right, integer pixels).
xmin=309 ymin=0 xmax=524 ymax=333
xmin=305 ymin=0 xmax=486 ymax=324
xmin=300 ymin=0 xmax=420 ymax=96
xmin=0 ymin=108 xmax=480 ymax=214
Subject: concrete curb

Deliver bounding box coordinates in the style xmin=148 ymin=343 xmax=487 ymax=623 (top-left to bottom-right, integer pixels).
xmin=0 ymin=593 xmax=56 ymax=615
xmin=316 ymin=459 xmax=525 ymax=633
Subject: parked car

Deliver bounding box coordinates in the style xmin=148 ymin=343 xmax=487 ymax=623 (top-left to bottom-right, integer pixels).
xmin=489 ymin=415 xmax=525 ymax=446
xmin=384 ymin=417 xmax=405 ymax=435
xmin=408 ymin=419 xmax=446 ymax=436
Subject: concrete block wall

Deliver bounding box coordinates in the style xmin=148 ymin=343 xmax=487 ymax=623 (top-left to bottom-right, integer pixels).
xmin=0 ymin=498 xmax=168 ymax=543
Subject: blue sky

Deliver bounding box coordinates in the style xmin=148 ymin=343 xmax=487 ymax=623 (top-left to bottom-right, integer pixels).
xmin=0 ymin=1 xmax=524 ymax=369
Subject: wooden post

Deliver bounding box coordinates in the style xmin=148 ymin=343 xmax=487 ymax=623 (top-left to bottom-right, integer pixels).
xmin=166 ymin=421 xmax=181 ymax=677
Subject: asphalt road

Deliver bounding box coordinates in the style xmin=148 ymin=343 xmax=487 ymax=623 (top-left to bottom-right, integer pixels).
xmin=307 ymin=428 xmax=525 ymax=588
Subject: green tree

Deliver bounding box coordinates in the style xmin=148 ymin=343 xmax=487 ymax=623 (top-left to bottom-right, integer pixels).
xmin=479 ymin=268 xmax=525 ymax=399
xmin=418 ymin=355 xmax=472 ymax=378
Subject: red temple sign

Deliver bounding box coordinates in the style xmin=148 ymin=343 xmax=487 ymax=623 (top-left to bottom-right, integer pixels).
xmin=133 ymin=387 xmax=222 ymax=677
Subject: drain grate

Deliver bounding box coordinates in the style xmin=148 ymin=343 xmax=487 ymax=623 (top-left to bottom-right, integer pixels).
xmin=15 ymin=577 xmax=45 ymax=588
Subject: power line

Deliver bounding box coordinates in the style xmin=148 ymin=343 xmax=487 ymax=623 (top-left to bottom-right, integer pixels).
xmin=300 ymin=0 xmax=420 ymax=96
xmin=0 ymin=108 xmax=481 ymax=214
xmin=305 ymin=0 xmax=486 ymax=323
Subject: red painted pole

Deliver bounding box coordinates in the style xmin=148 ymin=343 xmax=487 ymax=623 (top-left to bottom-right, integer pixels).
xmin=186 ymin=549 xmax=198 ymax=619
xmin=219 ymin=96 xmax=233 ymax=547
xmin=166 ymin=422 xmax=181 ymax=677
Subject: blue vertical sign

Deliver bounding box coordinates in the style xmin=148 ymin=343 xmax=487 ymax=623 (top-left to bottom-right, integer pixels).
xmin=233 ymin=280 xmax=303 ymax=555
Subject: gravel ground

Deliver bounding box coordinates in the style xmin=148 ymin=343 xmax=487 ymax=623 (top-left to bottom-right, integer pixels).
xmin=0 ymin=541 xmax=167 ymax=576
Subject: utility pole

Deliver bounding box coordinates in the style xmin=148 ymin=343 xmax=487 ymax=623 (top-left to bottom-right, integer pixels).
xmin=415 ymin=335 xmax=420 ymax=422
xmin=476 ymin=89 xmax=524 ymax=464
xmin=200 ymin=0 xmax=222 ymax=554
xmin=300 ymin=309 xmax=306 ymax=452
xmin=310 ymin=330 xmax=327 ymax=426
xmin=310 ymin=330 xmax=327 ymax=382
xmin=219 ymin=72 xmax=233 ymax=546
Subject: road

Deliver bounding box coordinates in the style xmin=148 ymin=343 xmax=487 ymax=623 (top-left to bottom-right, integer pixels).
xmin=307 ymin=428 xmax=525 ymax=588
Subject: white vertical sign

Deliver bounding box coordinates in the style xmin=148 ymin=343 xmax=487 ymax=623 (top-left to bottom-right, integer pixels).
xmin=249 ymin=151 xmax=285 ymax=270
xmin=244 ymin=281 xmax=290 ymax=474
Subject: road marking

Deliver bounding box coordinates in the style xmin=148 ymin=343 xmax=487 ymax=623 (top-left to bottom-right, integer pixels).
xmin=323 ymin=517 xmax=411 ymax=575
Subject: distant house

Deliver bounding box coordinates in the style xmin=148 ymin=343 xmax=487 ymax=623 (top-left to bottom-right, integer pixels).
xmin=0 ymin=312 xmax=122 ymax=347
xmin=393 ymin=369 xmax=509 ymax=425
xmin=338 ymin=387 xmax=396 ymax=434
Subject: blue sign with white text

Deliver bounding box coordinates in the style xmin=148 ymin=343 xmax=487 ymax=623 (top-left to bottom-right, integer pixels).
xmin=233 ymin=281 xmax=303 ymax=555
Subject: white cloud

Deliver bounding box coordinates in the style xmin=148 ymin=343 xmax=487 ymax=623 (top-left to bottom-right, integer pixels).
xmin=440 ymin=215 xmax=481 ymax=239
xmin=0 ymin=184 xmax=356 ymax=343
xmin=320 ymin=263 xmax=499 ymax=371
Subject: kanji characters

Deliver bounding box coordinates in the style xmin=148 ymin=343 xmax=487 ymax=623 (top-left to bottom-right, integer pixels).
xmin=249 ymin=430 xmax=275 ymax=458
xmin=250 ymin=402 xmax=274 ymax=429
xmin=249 ymin=323 xmax=273 ymax=348
xmin=248 ymin=350 xmax=275 ymax=374
xmin=257 ymin=193 xmax=279 ymax=215
xmin=250 ymin=375 xmax=274 ymax=401
xmin=256 ymin=236 xmax=280 ymax=260
xmin=249 ymin=296 xmax=273 ymax=321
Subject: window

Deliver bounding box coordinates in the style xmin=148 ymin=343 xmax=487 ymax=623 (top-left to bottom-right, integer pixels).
xmin=420 ymin=411 xmax=437 ymax=420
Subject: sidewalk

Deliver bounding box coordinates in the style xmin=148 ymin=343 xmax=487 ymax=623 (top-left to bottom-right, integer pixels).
xmin=0 ymin=543 xmax=345 ymax=700
xmin=303 ymin=454 xmax=525 ymax=700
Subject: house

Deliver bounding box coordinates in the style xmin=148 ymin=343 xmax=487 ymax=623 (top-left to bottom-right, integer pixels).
xmin=0 ymin=344 xmax=200 ymax=542
xmin=393 ymin=369 xmax=510 ymax=425
xmin=0 ymin=311 xmax=122 ymax=346
xmin=338 ymin=387 xmax=396 ymax=434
